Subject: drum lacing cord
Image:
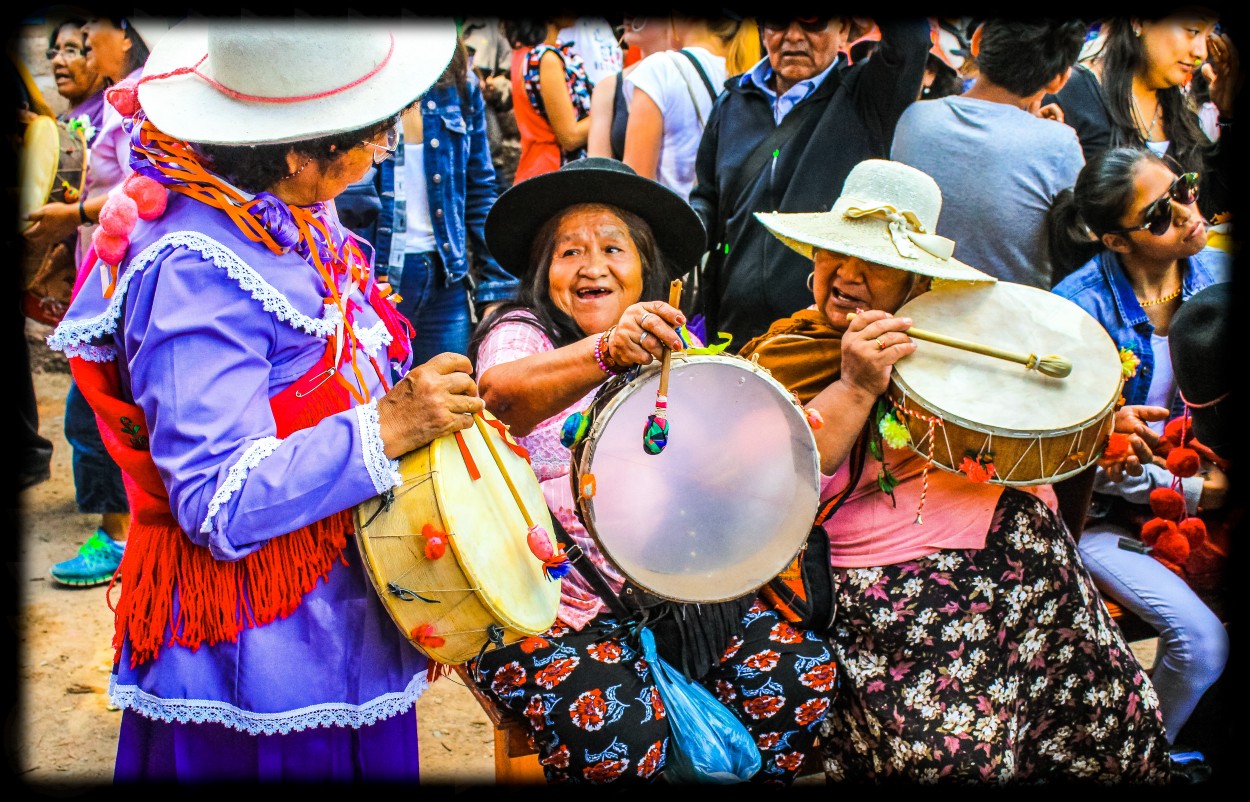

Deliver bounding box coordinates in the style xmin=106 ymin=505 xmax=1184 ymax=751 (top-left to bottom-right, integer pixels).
xmin=472 ymin=624 xmax=506 ymax=685
xmin=889 ymin=397 xmax=944 ymax=525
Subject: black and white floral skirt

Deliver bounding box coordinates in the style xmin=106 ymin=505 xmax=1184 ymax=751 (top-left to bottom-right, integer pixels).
xmin=819 ymin=488 xmax=1169 ymax=784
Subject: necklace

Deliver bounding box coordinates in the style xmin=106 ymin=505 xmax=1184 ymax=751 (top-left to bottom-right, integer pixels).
xmin=1138 ymin=285 xmax=1182 ymax=307
xmin=1131 ymin=92 xmax=1162 ymax=140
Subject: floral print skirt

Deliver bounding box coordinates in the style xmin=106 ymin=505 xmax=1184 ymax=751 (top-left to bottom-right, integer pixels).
xmin=472 ymin=599 xmax=836 ymax=784
xmin=819 ymin=488 xmax=1170 ymax=784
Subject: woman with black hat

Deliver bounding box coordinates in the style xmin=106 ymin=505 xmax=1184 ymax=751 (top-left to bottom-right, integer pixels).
xmin=466 ymin=157 xmax=837 ymax=785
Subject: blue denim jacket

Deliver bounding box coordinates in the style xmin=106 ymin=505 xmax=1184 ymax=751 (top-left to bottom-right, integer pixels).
xmin=338 ymin=77 xmax=518 ymax=308
xmin=1052 ymin=246 xmax=1231 ymax=413
xmin=1052 ymin=246 xmax=1231 ymax=514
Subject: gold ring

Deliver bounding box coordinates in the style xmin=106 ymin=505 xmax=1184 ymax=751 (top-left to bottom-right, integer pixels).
xmin=876 ymin=337 xmax=887 ymax=350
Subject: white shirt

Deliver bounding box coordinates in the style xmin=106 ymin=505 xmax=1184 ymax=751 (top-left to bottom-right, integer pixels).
xmin=558 ymin=18 xmax=622 ymax=85
xmin=624 ymin=47 xmax=727 ymax=199
xmin=401 ymin=142 xmax=437 ymax=253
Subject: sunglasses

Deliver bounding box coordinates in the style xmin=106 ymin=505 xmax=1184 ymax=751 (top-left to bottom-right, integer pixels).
xmin=1106 ymin=172 xmax=1200 ymax=237
xmin=362 ymin=123 xmax=401 ymax=166
xmin=762 ymin=17 xmax=833 ymax=33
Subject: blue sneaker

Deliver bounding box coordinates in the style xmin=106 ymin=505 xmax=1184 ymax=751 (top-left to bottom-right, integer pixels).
xmin=49 ymin=530 xmax=125 ymax=587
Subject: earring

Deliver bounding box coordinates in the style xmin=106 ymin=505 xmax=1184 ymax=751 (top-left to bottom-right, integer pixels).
xmin=281 ymin=155 xmax=314 ymax=181
xmin=1134 ymin=27 xmax=1142 ymax=38
xmin=806 ymin=271 xmax=815 ymax=292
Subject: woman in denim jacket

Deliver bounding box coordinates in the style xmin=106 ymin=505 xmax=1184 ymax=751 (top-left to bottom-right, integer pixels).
xmin=1049 ymin=146 xmax=1231 ymax=759
xmin=339 ymin=38 xmax=519 ymax=364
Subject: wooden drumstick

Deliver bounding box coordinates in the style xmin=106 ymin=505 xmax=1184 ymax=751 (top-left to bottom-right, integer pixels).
xmin=471 ymin=414 xmax=534 ymax=528
xmin=643 ymin=279 xmax=683 ymax=455
xmin=847 ymin=312 xmax=1072 ymax=379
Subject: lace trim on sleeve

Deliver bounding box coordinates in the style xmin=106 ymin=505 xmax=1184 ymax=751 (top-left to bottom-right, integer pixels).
xmin=60 ymin=342 xmax=117 ymax=362
xmin=355 ymin=399 xmax=402 ymax=494
xmin=199 ymin=437 xmax=283 ymax=535
xmin=108 ymin=671 xmax=428 ymax=735
xmin=46 ymin=231 xmax=344 ymax=354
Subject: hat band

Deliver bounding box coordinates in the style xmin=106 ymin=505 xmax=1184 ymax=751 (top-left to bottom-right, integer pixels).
xmin=1179 ymin=388 xmax=1229 ymax=409
xmin=844 ymin=203 xmax=955 ymax=262
xmin=140 ymin=34 xmax=395 ymax=104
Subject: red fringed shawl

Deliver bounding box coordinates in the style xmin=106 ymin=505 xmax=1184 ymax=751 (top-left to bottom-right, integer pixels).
xmin=74 ymin=349 xmax=361 ymax=669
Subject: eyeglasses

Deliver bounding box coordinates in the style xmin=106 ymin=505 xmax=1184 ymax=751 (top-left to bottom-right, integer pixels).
xmin=1105 ymin=172 xmax=1200 ymax=237
xmin=46 ymin=45 xmax=85 ymax=61
xmin=762 ymin=17 xmax=833 ymax=33
xmin=363 ymin=123 xmax=400 ymax=165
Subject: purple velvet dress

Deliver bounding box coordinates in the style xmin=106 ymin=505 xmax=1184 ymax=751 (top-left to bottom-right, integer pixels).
xmin=49 ymin=191 xmax=429 ymax=782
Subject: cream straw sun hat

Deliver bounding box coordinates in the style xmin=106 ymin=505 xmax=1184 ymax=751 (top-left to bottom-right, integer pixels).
xmin=136 ymin=18 xmax=459 ymax=145
xmin=755 ymin=159 xmax=995 ymax=283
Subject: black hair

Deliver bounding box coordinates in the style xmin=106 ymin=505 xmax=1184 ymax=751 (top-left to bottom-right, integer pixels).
xmin=90 ymin=17 xmax=151 ymax=77
xmin=469 ymin=205 xmax=668 ymax=366
xmin=1046 ymin=146 xmax=1164 ymax=281
xmin=501 ymin=19 xmax=549 ymax=49
xmin=921 ymin=55 xmax=963 ymax=99
xmin=194 ymin=112 xmax=407 ymax=195
xmin=975 ymin=19 xmax=1088 ymax=96
xmin=47 ymin=12 xmax=89 ymax=49
xmin=1088 ymin=17 xmax=1213 ymax=183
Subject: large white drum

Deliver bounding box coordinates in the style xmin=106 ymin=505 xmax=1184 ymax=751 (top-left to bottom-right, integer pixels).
xmin=890 ymin=281 xmax=1125 ymax=485
xmin=568 ymin=353 xmax=820 ymax=603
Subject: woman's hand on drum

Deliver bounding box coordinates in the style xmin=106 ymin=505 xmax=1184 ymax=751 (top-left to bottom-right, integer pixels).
xmin=376 ymin=352 xmax=484 ymax=459
xmin=840 ymin=309 xmax=917 ymax=403
xmin=23 ymin=201 xmax=81 ymax=247
xmin=605 ymin=300 xmax=686 ymax=368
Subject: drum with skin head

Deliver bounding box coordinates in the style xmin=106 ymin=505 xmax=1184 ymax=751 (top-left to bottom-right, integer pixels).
xmin=569 ymin=353 xmax=820 ymax=603
xmin=354 ymin=410 xmax=560 ymax=665
xmin=889 ymin=281 xmax=1124 ymax=485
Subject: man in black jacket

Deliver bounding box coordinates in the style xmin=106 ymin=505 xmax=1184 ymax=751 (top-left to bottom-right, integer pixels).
xmin=690 ymin=16 xmax=930 ymax=347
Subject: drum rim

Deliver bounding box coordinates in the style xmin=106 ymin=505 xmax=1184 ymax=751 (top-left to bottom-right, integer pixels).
xmin=888 ymin=375 xmax=1121 ymax=486
xmin=573 ymin=352 xmax=820 ymax=603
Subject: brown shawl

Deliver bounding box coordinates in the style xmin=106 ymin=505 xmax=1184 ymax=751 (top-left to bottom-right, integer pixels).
xmin=737 ymin=307 xmax=843 ymax=403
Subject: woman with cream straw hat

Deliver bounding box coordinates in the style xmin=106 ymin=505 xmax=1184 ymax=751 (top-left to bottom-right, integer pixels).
xmin=739 ymin=158 xmax=1170 ymax=783
xmin=45 ymin=18 xmax=482 ymax=782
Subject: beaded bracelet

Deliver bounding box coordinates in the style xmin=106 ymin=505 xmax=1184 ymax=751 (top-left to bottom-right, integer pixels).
xmin=594 ymin=326 xmax=622 ymax=375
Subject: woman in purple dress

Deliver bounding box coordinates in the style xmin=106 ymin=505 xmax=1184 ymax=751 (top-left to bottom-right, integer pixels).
xmin=47 ymin=19 xmax=480 ymax=783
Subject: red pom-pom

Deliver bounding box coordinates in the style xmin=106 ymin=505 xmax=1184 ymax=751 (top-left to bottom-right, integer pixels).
xmin=123 ymin=174 xmax=168 ymax=220
xmin=1164 ymin=417 xmax=1195 ymax=447
xmin=1178 ymin=517 xmax=1208 ymax=550
xmin=1165 ymin=447 xmax=1201 ymax=478
xmin=1098 ymin=432 xmax=1131 ymax=466
xmin=91 ymin=227 xmax=128 ymax=266
xmin=409 ymin=624 xmax=446 ymax=649
xmin=105 ymin=77 xmax=140 ymax=116
xmin=1148 ymin=487 xmax=1185 ymax=520
xmin=421 ymin=523 xmax=447 ymax=560
xmin=1153 ymin=528 xmax=1191 ymax=566
xmin=98 ymin=193 xmax=138 ymax=237
xmin=1140 ymin=517 xmax=1176 ymax=547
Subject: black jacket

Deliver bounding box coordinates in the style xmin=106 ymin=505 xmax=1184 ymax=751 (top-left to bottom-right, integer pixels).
xmin=689 ymin=18 xmax=930 ymax=347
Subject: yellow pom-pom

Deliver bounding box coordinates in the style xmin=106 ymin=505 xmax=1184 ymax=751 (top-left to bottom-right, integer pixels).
xmin=1119 ymin=347 xmax=1140 ymax=379
xmin=879 ymin=412 xmax=911 ymax=449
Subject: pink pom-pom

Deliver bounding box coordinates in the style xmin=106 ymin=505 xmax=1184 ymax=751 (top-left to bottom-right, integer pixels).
xmin=98 ymin=193 xmax=139 ymax=237
xmin=105 ymin=77 xmax=140 ymax=116
xmin=527 ymin=524 xmax=554 ymax=560
xmin=92 ymin=227 xmax=129 ymax=266
xmin=123 ymin=174 xmax=168 ymax=220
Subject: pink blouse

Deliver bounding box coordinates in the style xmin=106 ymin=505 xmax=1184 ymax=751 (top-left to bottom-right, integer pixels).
xmin=820 ymin=444 xmax=1059 ymax=568
xmin=475 ymin=312 xmax=625 ymax=630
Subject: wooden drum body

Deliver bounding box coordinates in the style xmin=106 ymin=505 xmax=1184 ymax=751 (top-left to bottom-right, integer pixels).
xmin=568 ymin=353 xmax=820 ymax=603
xmin=354 ymin=411 xmax=560 ymax=664
xmin=890 ymin=282 xmax=1124 ymax=486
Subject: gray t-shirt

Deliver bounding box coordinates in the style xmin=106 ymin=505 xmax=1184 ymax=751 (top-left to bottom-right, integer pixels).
xmin=891 ymin=95 xmax=1084 ymax=288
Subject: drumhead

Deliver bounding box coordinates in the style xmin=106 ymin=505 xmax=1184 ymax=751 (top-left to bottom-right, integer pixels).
xmin=577 ymin=354 xmax=820 ymax=603
xmin=894 ymin=282 xmax=1122 ymax=434
xmin=433 ymin=417 xmax=560 ymax=633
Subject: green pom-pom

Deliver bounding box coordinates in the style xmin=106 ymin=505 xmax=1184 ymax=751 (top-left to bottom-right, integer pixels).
xmin=643 ymin=416 xmax=669 ymax=455
xmin=561 ymin=411 xmax=589 ymax=448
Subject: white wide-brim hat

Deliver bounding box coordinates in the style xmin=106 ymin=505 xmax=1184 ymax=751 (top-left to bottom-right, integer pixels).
xmin=756 ymin=159 xmax=995 ymax=284
xmin=138 ymin=18 xmax=459 ymax=145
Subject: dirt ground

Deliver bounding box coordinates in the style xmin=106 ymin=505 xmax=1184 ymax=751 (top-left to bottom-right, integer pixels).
xmin=9 ymin=319 xmax=497 ymax=793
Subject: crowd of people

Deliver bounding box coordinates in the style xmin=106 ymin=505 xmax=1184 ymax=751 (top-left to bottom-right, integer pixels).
xmin=11 ymin=9 xmax=1238 ymax=787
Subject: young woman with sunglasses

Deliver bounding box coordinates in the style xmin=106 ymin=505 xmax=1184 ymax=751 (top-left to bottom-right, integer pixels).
xmin=1045 ymin=13 xmax=1237 ymax=230
xmin=1049 ymin=146 xmax=1230 ymax=762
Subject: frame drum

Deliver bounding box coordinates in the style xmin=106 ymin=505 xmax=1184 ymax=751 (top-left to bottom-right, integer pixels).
xmin=355 ymin=410 xmax=560 ymax=664
xmin=570 ymin=353 xmax=820 ymax=603
xmin=890 ymin=281 xmax=1124 ymax=485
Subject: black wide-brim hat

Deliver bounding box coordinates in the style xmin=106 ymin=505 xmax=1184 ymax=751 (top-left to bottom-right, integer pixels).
xmin=1171 ymin=282 xmax=1232 ymax=456
xmin=485 ymin=157 xmax=707 ymax=281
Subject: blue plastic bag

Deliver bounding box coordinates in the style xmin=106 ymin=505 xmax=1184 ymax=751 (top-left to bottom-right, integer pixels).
xmin=639 ymin=626 xmax=761 ymax=783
